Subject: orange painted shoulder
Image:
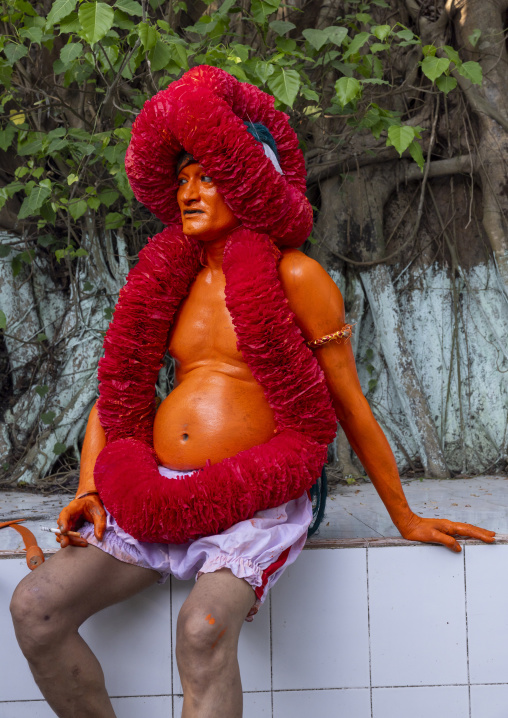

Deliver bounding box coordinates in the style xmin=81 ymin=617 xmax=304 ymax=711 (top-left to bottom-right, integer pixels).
xmin=277 ymin=248 xmax=345 ymax=341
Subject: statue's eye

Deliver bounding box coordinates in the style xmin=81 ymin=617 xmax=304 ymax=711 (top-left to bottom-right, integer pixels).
xmin=178 ymin=177 xmax=187 ymax=186
xmin=201 ymin=175 xmax=213 ymax=183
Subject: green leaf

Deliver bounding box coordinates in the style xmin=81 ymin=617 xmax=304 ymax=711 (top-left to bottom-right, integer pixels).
xmin=442 ymin=45 xmax=460 ymax=65
xmin=0 ymin=124 xmax=16 ymax=151
xmin=114 ymin=0 xmax=143 ymax=15
xmin=59 ymin=11 xmax=81 ymax=32
xmin=334 ymin=76 xmax=361 ymax=107
xmin=53 ymin=442 xmax=67 ymax=455
xmin=60 ymin=42 xmax=83 ymax=64
xmin=301 ymin=86 xmax=319 ymax=102
xmin=14 ymin=0 xmax=38 ymax=15
xmin=16 ymin=249 xmax=35 ymax=266
xmin=436 ymin=75 xmax=457 ymax=95
xmin=18 ymin=137 xmax=43 ymax=156
xmin=267 ymin=67 xmax=300 ymax=107
xmin=370 ymin=42 xmax=389 ymax=53
xmin=457 ymin=61 xmax=482 ymax=85
xmin=0 ymin=62 xmax=13 ymax=88
xmin=46 ymin=0 xmax=77 ymax=27
xmin=48 ymin=138 xmax=68 ymax=153
xmin=373 ymin=24 xmax=390 ymax=41
xmin=37 ymin=331 xmax=47 ymax=340
xmin=302 ymin=28 xmax=328 ymax=51
xmin=3 ymin=44 xmax=29 ymax=65
xmin=408 ymin=140 xmax=424 ymax=171
xmin=36 ymin=384 xmax=49 ymax=397
xmin=137 ymin=22 xmax=158 ymax=51
xmin=67 ymin=173 xmax=79 ymax=185
xmin=98 ymin=188 xmax=119 ymax=207
xmin=255 ymin=60 xmax=274 ymax=84
xmin=19 ymin=26 xmax=43 ymax=44
xmin=396 ymin=28 xmax=414 ymax=42
xmin=83 ymin=281 xmax=94 ymax=291
xmin=275 ymin=37 xmax=296 ymax=53
xmin=104 ymin=211 xmax=125 ymax=229
xmin=149 ymin=38 xmax=171 ymax=71
xmin=0 ymin=244 xmax=11 ymax=257
xmin=0 ymin=310 xmax=6 ymax=330
xmin=38 ymin=234 xmax=56 ymax=247
xmin=87 ymin=196 xmax=101 ymax=210
xmin=421 ymin=56 xmax=450 ymax=82
xmin=78 ymin=2 xmax=115 ymax=45
xmin=11 ymin=255 xmax=22 ymax=277
xmin=217 ymin=0 xmax=236 ymax=15
xmin=41 ymin=411 xmax=56 ymax=424
xmin=422 ymin=44 xmax=436 ymax=57
xmin=269 ymin=20 xmax=295 ymax=35
xmin=68 ymin=199 xmax=87 ymax=220
xmin=250 ymin=0 xmax=279 ymax=17
xmin=387 ymin=124 xmax=415 ymax=155
xmin=323 ymin=26 xmax=348 ymax=47
xmin=74 ymin=247 xmax=88 ymax=257
xmin=468 ymin=29 xmax=481 ymax=47
xmin=29 ymin=184 xmax=52 ymax=212
xmin=343 ymin=31 xmax=370 ymax=59
xmin=40 ymin=203 xmax=56 ymax=225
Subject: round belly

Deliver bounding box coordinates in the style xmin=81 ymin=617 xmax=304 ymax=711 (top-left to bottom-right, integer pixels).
xmin=153 ymin=370 xmax=277 ymax=470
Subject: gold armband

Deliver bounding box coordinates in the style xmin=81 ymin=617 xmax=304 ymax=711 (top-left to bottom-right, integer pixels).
xmin=306 ymin=324 xmax=353 ymax=349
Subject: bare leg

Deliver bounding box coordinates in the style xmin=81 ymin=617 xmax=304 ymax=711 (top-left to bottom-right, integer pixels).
xmin=176 ymin=568 xmax=256 ymax=718
xmin=10 ymin=545 xmax=160 ymax=718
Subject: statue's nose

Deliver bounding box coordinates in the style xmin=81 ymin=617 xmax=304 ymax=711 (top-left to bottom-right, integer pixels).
xmin=181 ymin=178 xmax=200 ymax=203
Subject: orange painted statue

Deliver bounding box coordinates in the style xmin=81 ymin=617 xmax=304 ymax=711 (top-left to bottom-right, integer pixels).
xmin=10 ymin=67 xmax=494 ymax=718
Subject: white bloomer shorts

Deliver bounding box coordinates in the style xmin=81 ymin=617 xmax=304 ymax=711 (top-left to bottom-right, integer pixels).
xmin=80 ymin=466 xmax=313 ymax=617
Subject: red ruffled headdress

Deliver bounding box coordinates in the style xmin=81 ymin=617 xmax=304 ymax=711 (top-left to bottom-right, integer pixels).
xmin=94 ymin=67 xmax=336 ymax=543
xmin=125 ymin=65 xmax=312 ymax=247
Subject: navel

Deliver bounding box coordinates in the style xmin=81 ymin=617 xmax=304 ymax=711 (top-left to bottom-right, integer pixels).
xmin=182 ymin=433 xmax=189 ymax=442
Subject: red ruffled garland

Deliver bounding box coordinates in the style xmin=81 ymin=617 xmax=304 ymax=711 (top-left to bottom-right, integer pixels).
xmin=125 ymin=65 xmax=312 ymax=248
xmin=95 ymin=228 xmax=337 ymax=543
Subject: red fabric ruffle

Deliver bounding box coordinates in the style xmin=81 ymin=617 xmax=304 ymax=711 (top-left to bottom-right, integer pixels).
xmin=96 ymin=226 xmax=201 ymax=444
xmin=94 ymin=432 xmax=326 ymax=544
xmin=95 ymin=227 xmax=336 ymax=543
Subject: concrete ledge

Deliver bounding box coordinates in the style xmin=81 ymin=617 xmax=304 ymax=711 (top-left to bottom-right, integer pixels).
xmin=1 ymin=542 xmax=507 ymax=717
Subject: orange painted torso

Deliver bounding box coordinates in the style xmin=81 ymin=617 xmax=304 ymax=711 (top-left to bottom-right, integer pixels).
xmin=153 ymin=265 xmax=277 ymax=470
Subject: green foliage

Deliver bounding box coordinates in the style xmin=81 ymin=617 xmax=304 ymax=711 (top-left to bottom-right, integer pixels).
xmin=0 ymin=0 xmax=485 ymax=278
xmin=53 ymin=442 xmax=67 ymax=455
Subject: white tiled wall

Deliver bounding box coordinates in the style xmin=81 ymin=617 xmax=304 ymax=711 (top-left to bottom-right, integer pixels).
xmin=1 ymin=543 xmax=508 ymax=717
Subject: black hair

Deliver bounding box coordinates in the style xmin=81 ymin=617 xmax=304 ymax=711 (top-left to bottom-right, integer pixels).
xmin=175 ymin=150 xmax=196 ymax=176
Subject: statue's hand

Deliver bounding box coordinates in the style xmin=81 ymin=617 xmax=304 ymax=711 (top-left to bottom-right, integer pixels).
xmin=397 ymin=512 xmax=496 ymax=552
xmin=56 ymin=495 xmax=106 ymax=548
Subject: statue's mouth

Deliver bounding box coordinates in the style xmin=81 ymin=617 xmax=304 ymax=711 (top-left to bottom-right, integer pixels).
xmin=184 ymin=209 xmax=204 ymax=215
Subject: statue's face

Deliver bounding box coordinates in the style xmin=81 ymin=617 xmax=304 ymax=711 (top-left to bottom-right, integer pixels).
xmin=177 ymin=163 xmax=240 ymax=242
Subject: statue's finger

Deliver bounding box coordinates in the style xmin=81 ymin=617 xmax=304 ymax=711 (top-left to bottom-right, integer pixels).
xmin=68 ymin=535 xmax=88 ymax=547
xmin=448 ymin=523 xmax=496 ymax=542
xmin=428 ymin=528 xmax=461 ymax=553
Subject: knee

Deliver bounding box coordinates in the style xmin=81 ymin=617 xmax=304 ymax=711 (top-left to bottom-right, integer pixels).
xmin=176 ymin=604 xmax=231 ymax=680
xmin=10 ymin=576 xmax=64 ymax=658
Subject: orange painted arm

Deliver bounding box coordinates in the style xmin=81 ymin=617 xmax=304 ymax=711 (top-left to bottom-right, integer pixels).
xmin=57 ymin=403 xmax=106 ymax=548
xmin=279 ymin=249 xmax=495 ymax=551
